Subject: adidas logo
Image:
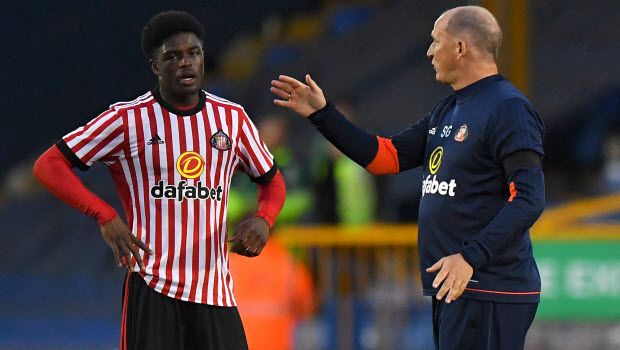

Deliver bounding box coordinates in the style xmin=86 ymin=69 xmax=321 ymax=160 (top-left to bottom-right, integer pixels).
xmin=147 ymin=134 xmax=164 ymax=145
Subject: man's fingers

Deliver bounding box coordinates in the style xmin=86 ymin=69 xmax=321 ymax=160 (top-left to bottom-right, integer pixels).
xmin=436 ymin=281 xmax=452 ymax=300
xmin=436 ymin=276 xmax=456 ymax=300
xmin=426 ymin=258 xmax=444 ymax=273
xmin=228 ymin=221 xmax=250 ymax=243
xmin=118 ymin=241 xmax=133 ymax=270
xmin=126 ymin=241 xmax=146 ymax=272
xmin=240 ymin=233 xmax=258 ymax=252
xmin=226 ymin=231 xmax=243 ymax=243
xmin=131 ymin=235 xmax=153 ymax=255
xmin=271 ymin=80 xmax=294 ymax=93
xmin=432 ymin=266 xmax=449 ymax=288
xmin=445 ymin=282 xmax=464 ymax=303
xmin=111 ymin=244 xmax=122 ymax=267
xmin=233 ymin=243 xmax=251 ymax=257
xmin=253 ymin=240 xmax=266 ymax=256
xmin=273 ymin=99 xmax=291 ymax=108
xmin=306 ymin=74 xmax=320 ymax=92
xmin=247 ymin=239 xmax=262 ymax=256
xmin=278 ymin=75 xmax=305 ymax=88
xmin=230 ymin=231 xmax=250 ymax=254
xmin=270 ymin=86 xmax=291 ymax=100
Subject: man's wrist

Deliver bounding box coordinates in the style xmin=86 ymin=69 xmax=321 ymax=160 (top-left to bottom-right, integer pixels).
xmin=254 ymin=212 xmax=273 ymax=229
xmin=98 ymin=207 xmax=119 ymax=226
xmin=459 ymin=241 xmax=486 ymax=270
xmin=307 ymin=101 xmax=333 ymax=121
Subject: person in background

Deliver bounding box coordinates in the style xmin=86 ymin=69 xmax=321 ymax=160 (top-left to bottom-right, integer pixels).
xmin=228 ymin=114 xmax=312 ymax=226
xmin=229 ymin=234 xmax=315 ymax=350
xmin=310 ymin=99 xmax=376 ymax=225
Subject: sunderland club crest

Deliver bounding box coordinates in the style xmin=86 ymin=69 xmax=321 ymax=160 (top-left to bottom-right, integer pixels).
xmin=210 ymin=129 xmax=231 ymax=151
xmin=454 ymin=124 xmax=468 ymax=142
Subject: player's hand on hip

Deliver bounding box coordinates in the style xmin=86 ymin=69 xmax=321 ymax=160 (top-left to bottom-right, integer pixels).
xmin=426 ymin=253 xmax=473 ymax=303
xmin=227 ymin=216 xmax=270 ymax=257
xmin=100 ymin=216 xmax=153 ymax=274
xmin=271 ymin=74 xmax=327 ymax=117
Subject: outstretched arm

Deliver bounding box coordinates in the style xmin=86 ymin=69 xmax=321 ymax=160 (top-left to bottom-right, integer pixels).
xmin=272 ymin=75 xmax=427 ymax=174
xmin=33 ymin=145 xmax=152 ymax=272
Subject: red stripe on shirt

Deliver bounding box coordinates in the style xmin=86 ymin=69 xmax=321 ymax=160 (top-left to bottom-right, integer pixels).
xmin=160 ymin=108 xmax=177 ymax=296
xmin=122 ymin=109 xmax=142 ymax=270
xmin=174 ymin=116 xmax=189 ymax=299
xmin=188 ymin=113 xmax=202 ymax=302
xmin=465 ymin=287 xmax=540 ymax=295
xmin=148 ymin=103 xmax=163 ymax=290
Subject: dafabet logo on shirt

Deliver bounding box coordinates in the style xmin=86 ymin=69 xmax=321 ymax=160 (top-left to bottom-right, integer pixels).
xmin=429 ymin=147 xmax=443 ymax=174
xmin=423 ymin=147 xmax=457 ymax=197
xmin=149 ymin=151 xmax=223 ymax=202
xmin=176 ymin=151 xmax=205 ymax=179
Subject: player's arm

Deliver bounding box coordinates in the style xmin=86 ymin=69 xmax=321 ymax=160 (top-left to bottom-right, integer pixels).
xmin=271 ymin=74 xmax=428 ymax=174
xmin=228 ymin=110 xmax=286 ymax=257
xmin=34 ymin=108 xmax=153 ymax=273
xmin=227 ymin=168 xmax=286 ymax=257
xmin=459 ymin=99 xmax=545 ymax=270
xmin=33 ymin=145 xmax=152 ymax=272
xmin=459 ymin=150 xmax=545 ymax=270
xmin=34 ymin=145 xmax=118 ymax=225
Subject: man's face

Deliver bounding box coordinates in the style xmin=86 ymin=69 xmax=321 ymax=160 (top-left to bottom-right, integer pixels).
xmin=151 ymin=32 xmax=204 ymax=97
xmin=427 ymin=15 xmax=459 ymax=85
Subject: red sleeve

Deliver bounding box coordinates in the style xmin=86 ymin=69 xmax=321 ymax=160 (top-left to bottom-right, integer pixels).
xmin=365 ymin=136 xmax=400 ymax=175
xmin=253 ymin=170 xmax=286 ymax=227
xmin=33 ymin=145 xmax=118 ymax=226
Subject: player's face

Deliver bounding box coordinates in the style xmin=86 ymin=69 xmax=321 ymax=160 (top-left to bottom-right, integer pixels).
xmin=151 ymin=32 xmax=205 ymax=98
xmin=427 ymin=16 xmax=458 ymax=85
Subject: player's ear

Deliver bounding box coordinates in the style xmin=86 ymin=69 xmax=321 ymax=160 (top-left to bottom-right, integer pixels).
xmin=150 ymin=58 xmax=159 ymax=75
xmin=456 ymin=41 xmax=467 ymax=59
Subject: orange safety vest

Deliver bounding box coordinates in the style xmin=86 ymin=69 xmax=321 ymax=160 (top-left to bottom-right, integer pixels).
xmin=229 ymin=237 xmax=315 ymax=350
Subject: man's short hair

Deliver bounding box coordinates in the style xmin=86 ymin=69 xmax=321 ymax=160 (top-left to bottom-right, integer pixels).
xmin=445 ymin=7 xmax=502 ymax=60
xmin=141 ymin=11 xmax=205 ymax=58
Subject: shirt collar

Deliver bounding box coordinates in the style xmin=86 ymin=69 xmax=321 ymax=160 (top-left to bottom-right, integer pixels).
xmin=152 ymin=88 xmax=206 ymax=116
xmin=454 ymin=74 xmax=504 ymax=104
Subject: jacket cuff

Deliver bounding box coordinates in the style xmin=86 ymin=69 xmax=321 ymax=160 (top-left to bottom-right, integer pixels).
xmin=307 ymin=101 xmax=334 ymax=123
xmin=459 ymin=241 xmax=486 ymax=270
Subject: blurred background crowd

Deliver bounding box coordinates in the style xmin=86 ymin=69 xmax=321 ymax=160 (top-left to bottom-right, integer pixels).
xmin=2 ymin=0 xmax=620 ymax=349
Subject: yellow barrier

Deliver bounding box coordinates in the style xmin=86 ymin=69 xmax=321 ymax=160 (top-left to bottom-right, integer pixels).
xmin=277 ymin=193 xmax=620 ymax=246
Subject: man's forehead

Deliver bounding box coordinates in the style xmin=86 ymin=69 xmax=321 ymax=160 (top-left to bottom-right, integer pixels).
xmin=161 ymin=32 xmax=202 ymax=51
xmin=433 ymin=14 xmax=450 ymax=32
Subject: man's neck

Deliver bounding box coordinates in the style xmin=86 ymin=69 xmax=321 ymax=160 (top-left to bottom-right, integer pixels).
xmin=159 ymin=86 xmax=200 ymax=109
xmin=451 ymin=63 xmax=498 ymax=90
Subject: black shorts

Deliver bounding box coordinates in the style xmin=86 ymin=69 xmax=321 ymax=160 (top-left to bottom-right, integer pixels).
xmin=120 ymin=273 xmax=248 ymax=350
xmin=432 ymin=297 xmax=537 ymax=350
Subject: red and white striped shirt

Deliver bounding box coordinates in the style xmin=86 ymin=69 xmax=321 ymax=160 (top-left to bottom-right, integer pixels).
xmin=60 ymin=89 xmax=275 ymax=306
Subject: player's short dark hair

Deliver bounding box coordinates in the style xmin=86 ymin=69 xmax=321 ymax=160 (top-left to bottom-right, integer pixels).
xmin=444 ymin=7 xmax=502 ymax=60
xmin=141 ymin=11 xmax=205 ymax=58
